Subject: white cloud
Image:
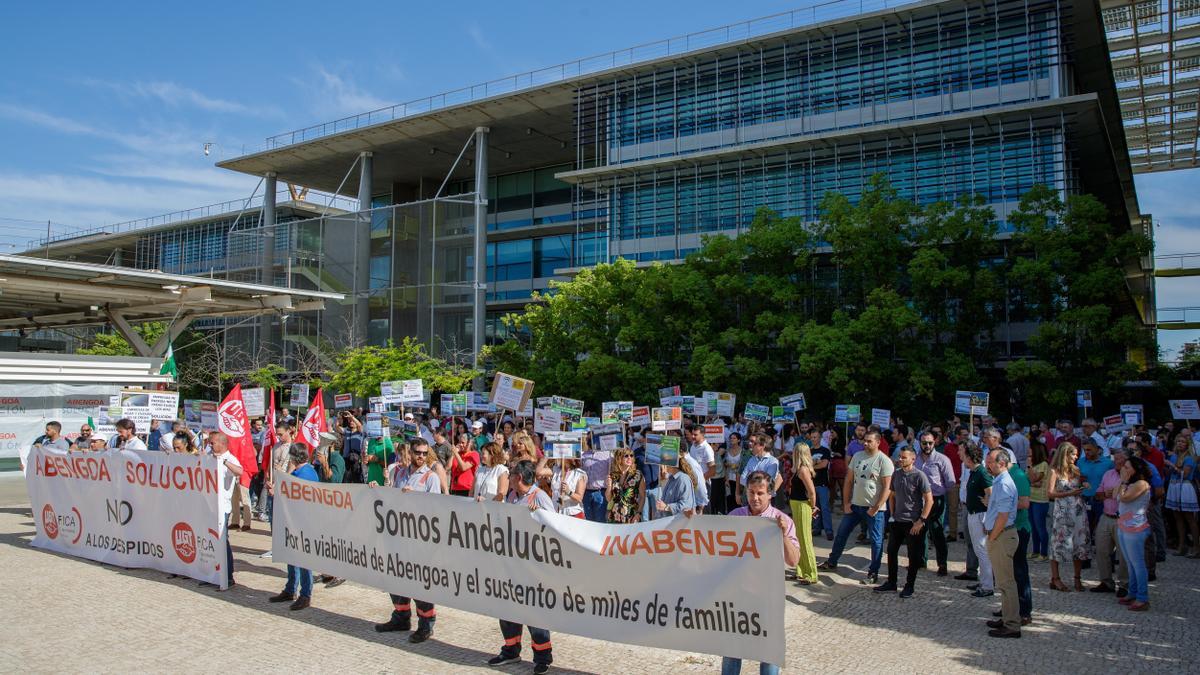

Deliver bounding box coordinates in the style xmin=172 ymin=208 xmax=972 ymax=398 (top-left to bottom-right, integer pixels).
xmin=300 ymin=67 xmax=392 ymax=119
xmin=0 ymin=102 xmax=197 ymax=156
xmin=78 ymin=78 xmax=277 ymax=118
xmin=467 ymin=23 xmax=492 ymax=51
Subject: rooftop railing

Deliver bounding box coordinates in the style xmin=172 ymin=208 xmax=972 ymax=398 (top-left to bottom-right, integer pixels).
xmin=27 ymin=190 xmax=360 ymax=249
xmin=254 ymin=0 xmax=907 ymax=153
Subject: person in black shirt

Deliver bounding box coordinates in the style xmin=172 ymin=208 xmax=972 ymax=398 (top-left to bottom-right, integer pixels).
xmin=807 ymin=429 xmax=833 ymax=539
xmin=875 ymin=447 xmax=933 ymax=597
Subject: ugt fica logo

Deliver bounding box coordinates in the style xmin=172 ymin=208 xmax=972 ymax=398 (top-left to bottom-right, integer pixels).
xmin=42 ymin=504 xmax=82 ymax=543
xmin=172 ymin=522 xmax=197 ymax=563
xmin=218 ymin=399 xmax=247 ymax=437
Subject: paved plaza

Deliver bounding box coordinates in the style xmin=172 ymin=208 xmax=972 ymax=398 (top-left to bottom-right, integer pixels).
xmin=0 ymin=473 xmax=1195 ymax=674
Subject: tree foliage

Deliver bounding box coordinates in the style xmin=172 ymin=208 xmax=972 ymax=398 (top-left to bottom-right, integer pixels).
xmin=77 ymin=322 xmax=169 ymax=356
xmin=486 ymin=177 xmax=1153 ymax=421
xmin=327 ymin=337 xmax=478 ymax=398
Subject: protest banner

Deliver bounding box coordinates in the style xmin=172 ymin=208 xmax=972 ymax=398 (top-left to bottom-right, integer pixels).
xmin=770 ymin=406 xmax=790 ymax=423
xmin=658 ymin=385 xmax=681 ymax=400
xmin=744 ymin=404 xmax=769 ymax=423
xmin=241 ymin=388 xmax=266 ymax=418
xmin=660 ymin=395 xmax=684 ymax=408
xmin=658 ymin=436 xmax=681 ymax=467
xmin=490 ymin=372 xmax=534 ymax=412
xmin=440 ymin=393 xmax=468 ymax=417
xmin=779 ymin=393 xmax=806 ymax=413
xmin=592 ymin=422 xmax=624 ymax=448
xmin=871 ymin=408 xmax=891 ymax=429
xmin=680 ymin=396 xmax=697 ymax=416
xmin=630 ymin=406 xmax=651 ymax=428
xmin=380 ymin=381 xmax=401 ymax=405
xmin=1102 ymin=414 xmax=1125 ymax=433
xmin=289 ymin=383 xmax=310 ymax=409
xmin=334 ymin=393 xmax=353 ymax=409
xmin=467 ymin=392 xmax=496 ymax=414
xmin=545 ymin=431 xmax=584 ymax=459
xmin=601 ymin=401 xmax=624 ymax=423
xmin=954 ymin=390 xmax=971 ymax=416
xmin=1169 ymin=400 xmax=1200 ymax=420
xmin=651 ymin=407 xmax=682 ymax=432
xmin=516 ymin=398 xmax=534 ymax=418
xmin=365 ymin=413 xmax=384 ymax=438
xmin=26 ymin=447 xmax=227 ymax=587
xmin=534 ymin=408 xmax=564 ymax=435
xmin=401 ymin=379 xmax=424 ymax=403
xmin=969 ymin=392 xmax=989 ymax=416
xmin=703 ymin=423 xmax=726 ymax=445
xmin=643 ymin=434 xmax=664 ymax=465
xmin=702 ymin=392 xmax=736 ymax=418
xmin=368 ymin=396 xmax=386 ymax=413
xmin=272 ymin=476 xmax=783 ymax=663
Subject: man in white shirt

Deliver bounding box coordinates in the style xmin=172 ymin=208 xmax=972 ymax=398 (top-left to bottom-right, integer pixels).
xmin=110 ymin=419 xmax=147 ymax=450
xmin=1080 ymin=419 xmax=1109 ymax=458
xmin=687 ymin=425 xmax=716 ymax=511
xmin=207 ymin=431 xmax=243 ymax=589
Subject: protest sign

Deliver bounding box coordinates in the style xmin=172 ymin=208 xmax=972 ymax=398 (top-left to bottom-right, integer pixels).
xmin=534 ymin=408 xmax=564 ymax=435
xmin=467 ymin=392 xmax=496 ymax=414
xmin=551 ymin=396 xmax=584 ymax=418
xmin=658 ymin=436 xmax=681 ymax=467
xmin=602 ymin=401 xmax=633 ymax=423
xmin=629 ymin=406 xmax=651 ymax=428
xmin=1077 ymin=390 xmax=1092 ymax=409
xmin=380 ymin=381 xmax=400 ymax=405
xmin=445 ymin=393 xmax=468 ymax=416
xmin=289 ymin=383 xmax=309 ymax=409
xmin=834 ymin=404 xmax=862 ymax=423
xmin=1169 ymin=400 xmax=1200 ymax=419
xmin=1120 ymin=404 xmax=1144 ymax=426
xmin=516 ymin=398 xmax=534 ymax=418
xmin=1102 ymin=414 xmax=1125 ymax=433
xmin=651 ymin=407 xmax=682 ymax=432
xmin=273 ymin=475 xmax=784 ymax=663
xmin=592 ymin=423 xmax=623 ymax=451
xmin=703 ymin=423 xmax=726 ymax=445
xmin=199 ymin=401 xmax=217 ymax=431
xmin=368 ymin=396 xmax=385 ymax=413
xmin=703 ymin=392 xmax=736 ymax=417
xmin=365 ymin=413 xmax=384 ymax=438
xmin=744 ymin=404 xmax=769 ymax=423
xmin=242 ymin=388 xmax=265 ymax=418
xmin=680 ymin=396 xmax=696 ymax=416
xmin=334 ymin=393 xmax=353 ymax=409
xmin=871 ymin=408 xmax=891 ymax=429
xmin=969 ymin=392 xmax=989 ymax=416
xmin=954 ymin=390 xmax=971 ymax=415
xmin=658 ymin=385 xmax=681 ymax=400
xmin=536 ymin=396 xmax=553 ymax=408
xmin=27 ymin=447 xmax=227 ymax=587
xmin=490 ymin=372 xmax=534 ymax=412
xmin=643 ymin=434 xmax=664 ymax=465
xmin=401 ymin=379 xmax=424 ymax=403
xmin=545 ymin=431 xmax=584 ymax=459
xmin=779 ymin=393 xmax=806 ymax=413
xmin=770 ymin=406 xmax=790 ymax=423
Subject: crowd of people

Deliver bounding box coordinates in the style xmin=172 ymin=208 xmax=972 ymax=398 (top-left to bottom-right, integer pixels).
xmin=31 ymin=403 xmax=1200 ymax=673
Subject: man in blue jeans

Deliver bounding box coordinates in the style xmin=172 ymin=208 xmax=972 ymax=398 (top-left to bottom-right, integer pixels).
xmin=268 ymin=443 xmax=319 ymax=610
xmin=818 ymin=430 xmax=894 ymax=584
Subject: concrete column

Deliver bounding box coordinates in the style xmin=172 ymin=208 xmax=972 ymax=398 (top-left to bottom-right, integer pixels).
xmin=355 ymin=152 xmax=373 ymax=346
xmin=472 ymin=128 xmax=489 ymax=387
xmin=259 ymin=172 xmax=277 ymax=358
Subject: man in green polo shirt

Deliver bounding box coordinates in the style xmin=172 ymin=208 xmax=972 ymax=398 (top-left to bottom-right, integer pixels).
xmin=364 ymin=433 xmax=394 ymax=486
xmin=1004 ymin=462 xmax=1033 ymax=624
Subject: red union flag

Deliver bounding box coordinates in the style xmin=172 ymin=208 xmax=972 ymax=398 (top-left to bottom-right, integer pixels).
xmin=299 ymin=388 xmax=328 ymax=452
xmin=218 ymin=384 xmax=258 ymax=484
xmin=263 ymin=389 xmax=278 ymax=469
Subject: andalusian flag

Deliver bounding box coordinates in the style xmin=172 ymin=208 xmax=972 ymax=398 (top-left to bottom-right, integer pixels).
xmin=159 ymin=342 xmax=177 ymax=378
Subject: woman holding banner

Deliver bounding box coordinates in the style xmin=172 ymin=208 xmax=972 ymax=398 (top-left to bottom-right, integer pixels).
xmin=605 ymin=447 xmax=645 ymax=523
xmin=472 ymin=442 xmax=510 ymax=502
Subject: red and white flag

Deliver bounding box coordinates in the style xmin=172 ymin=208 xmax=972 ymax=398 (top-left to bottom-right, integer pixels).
xmin=218 ymin=384 xmax=259 ymax=485
xmin=263 ymin=389 xmax=278 ymax=471
xmin=299 ymin=388 xmax=329 ymax=453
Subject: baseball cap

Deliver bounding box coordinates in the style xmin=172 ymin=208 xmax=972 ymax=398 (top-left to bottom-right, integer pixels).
xmin=471 ymin=420 xmax=484 ymax=430
xmin=403 ymin=412 xmax=415 ymax=421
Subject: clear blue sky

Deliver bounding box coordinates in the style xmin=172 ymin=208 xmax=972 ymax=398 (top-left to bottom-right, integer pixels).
xmin=1 ymin=0 xmax=1196 ymax=357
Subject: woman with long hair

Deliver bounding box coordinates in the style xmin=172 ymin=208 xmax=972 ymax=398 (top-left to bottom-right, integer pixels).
xmin=605 ymin=447 xmax=645 ymax=523
xmin=471 ymin=441 xmax=509 ymax=502
xmin=551 ymin=458 xmax=587 ymax=518
xmin=172 ymin=434 xmax=200 ymax=455
xmin=1165 ymin=434 xmax=1200 ymax=557
xmin=1048 ymin=442 xmax=1091 ymax=591
xmin=789 ymin=442 xmax=820 ymax=585
xmin=1117 ymin=456 xmax=1154 ymax=611
xmin=724 ymin=432 xmax=746 ymax=514
xmin=1027 ymin=441 xmax=1051 ymax=560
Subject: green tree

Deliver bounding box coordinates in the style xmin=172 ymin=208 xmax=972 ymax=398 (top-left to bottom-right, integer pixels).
xmin=77 ymin=322 xmax=168 ymax=356
xmin=245 ymin=364 xmax=286 ymax=391
xmin=1005 ymin=186 xmax=1154 ymax=414
xmin=328 ymin=337 xmax=478 ymax=398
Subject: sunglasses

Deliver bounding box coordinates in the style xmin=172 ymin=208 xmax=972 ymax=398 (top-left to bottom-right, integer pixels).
xmin=920 ymin=441 xmax=935 ymax=446
xmin=411 ymin=451 xmax=427 ymax=456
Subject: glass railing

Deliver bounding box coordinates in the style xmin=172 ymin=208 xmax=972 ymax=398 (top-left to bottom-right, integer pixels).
xmin=251 ymin=0 xmax=911 ymax=153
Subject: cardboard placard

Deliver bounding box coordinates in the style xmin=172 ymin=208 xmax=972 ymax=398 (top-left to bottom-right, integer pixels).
xmin=334 ymin=393 xmax=353 ymax=409
xmin=779 ymin=393 xmax=807 ymax=412
xmin=545 ymin=431 xmax=583 ymax=459
xmin=241 ymin=388 xmax=265 ymax=418
xmin=629 ymin=406 xmax=651 ymax=428
xmin=651 ymin=407 xmax=682 ymax=432
xmin=834 ymin=404 xmax=861 ymax=424
xmin=871 ymin=408 xmax=891 ymax=429
xmin=289 ymin=383 xmax=309 ymax=409
xmin=703 ymin=423 xmax=726 ymax=445
xmin=744 ymin=403 xmax=770 ymax=422
xmin=534 ymin=408 xmax=563 ymax=435
xmin=1169 ymin=400 xmax=1200 ymax=420
xmin=490 ymin=372 xmax=534 ymax=412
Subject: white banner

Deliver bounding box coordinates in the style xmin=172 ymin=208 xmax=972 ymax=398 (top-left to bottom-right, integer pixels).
xmin=272 ymin=476 xmax=784 ymax=663
xmin=25 ymin=447 xmax=227 ymax=587
xmin=0 ymin=383 xmax=123 ymax=460
xmin=241 ymin=388 xmax=266 ymax=418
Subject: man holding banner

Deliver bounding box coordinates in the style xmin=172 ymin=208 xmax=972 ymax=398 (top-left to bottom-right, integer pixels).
xmin=206 ymin=431 xmax=243 ymax=589
xmin=491 ymin=459 xmax=555 ymax=673
xmin=375 ymin=437 xmax=441 ymax=643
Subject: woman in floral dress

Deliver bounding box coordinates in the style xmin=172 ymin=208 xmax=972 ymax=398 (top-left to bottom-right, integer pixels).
xmin=605 ymin=447 xmax=646 ymax=524
xmin=1048 ymin=442 xmax=1091 ymax=591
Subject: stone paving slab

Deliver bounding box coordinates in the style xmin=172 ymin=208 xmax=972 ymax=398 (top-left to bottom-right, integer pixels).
xmin=0 ymin=487 xmax=1196 ymax=674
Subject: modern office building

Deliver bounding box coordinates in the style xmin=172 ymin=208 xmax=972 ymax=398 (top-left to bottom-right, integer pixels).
xmin=27 ymin=0 xmax=1185 ymax=369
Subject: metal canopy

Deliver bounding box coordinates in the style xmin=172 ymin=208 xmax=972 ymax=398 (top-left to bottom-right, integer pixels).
xmin=0 ymin=254 xmax=344 ymax=356
xmin=1102 ymin=0 xmax=1200 ymax=173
